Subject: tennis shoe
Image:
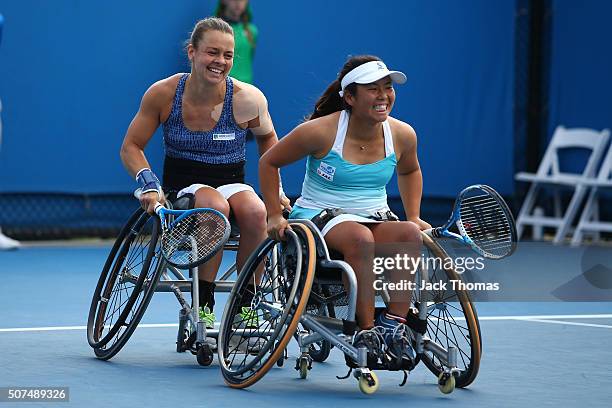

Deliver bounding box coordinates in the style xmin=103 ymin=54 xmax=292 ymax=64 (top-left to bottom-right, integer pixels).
xmin=352 ymin=327 xmax=386 ymax=367
xmin=375 ymin=311 xmax=416 ymax=369
xmin=199 ymin=306 xmax=216 ymax=329
xmin=0 ymin=231 xmax=20 ymax=250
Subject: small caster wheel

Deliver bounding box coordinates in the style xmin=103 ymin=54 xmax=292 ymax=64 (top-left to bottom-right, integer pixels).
xmin=196 ymin=345 xmax=214 ymax=366
xmin=299 ymin=358 xmax=309 ymax=379
xmin=295 ymin=354 xmax=312 ymax=379
xmin=358 ymin=371 xmax=379 ymax=395
xmin=438 ymin=372 xmax=456 ymax=394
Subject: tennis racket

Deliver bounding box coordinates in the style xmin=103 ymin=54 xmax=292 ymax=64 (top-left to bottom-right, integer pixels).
xmin=135 ymin=189 xmax=231 ymax=269
xmin=428 ymin=184 xmax=517 ymax=259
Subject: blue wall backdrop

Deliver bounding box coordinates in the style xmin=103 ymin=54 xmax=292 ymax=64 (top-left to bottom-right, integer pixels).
xmin=1 ymin=0 xmax=610 ymax=202
xmin=546 ymin=0 xmax=612 ymax=141
xmin=0 ymin=0 xmax=515 ymax=198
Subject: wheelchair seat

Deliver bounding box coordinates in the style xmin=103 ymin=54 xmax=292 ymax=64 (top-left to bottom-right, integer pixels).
xmin=315 ymin=248 xmax=344 ymax=281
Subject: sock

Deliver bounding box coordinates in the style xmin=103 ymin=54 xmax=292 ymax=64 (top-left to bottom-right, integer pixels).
xmin=198 ymin=280 xmax=216 ymax=311
xmin=384 ymin=311 xmax=407 ymax=324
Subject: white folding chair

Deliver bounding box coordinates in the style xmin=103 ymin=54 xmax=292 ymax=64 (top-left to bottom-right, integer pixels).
xmin=515 ymin=126 xmax=610 ymax=244
xmin=571 ymin=144 xmax=612 ymax=246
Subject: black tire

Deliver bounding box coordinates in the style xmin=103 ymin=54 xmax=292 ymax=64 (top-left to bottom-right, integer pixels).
xmin=218 ymin=223 xmax=316 ymax=388
xmin=307 ymin=334 xmax=332 ymax=363
xmin=416 ymin=233 xmax=482 ymax=388
xmin=87 ymin=209 xmax=153 ymax=347
xmin=87 ymin=209 xmax=165 ymax=359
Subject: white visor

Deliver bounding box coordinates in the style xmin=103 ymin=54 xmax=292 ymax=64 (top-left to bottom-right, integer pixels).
xmin=339 ymin=60 xmax=407 ymax=97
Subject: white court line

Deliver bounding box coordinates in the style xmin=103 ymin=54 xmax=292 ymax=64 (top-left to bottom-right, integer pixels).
xmin=515 ymin=318 xmax=612 ymax=329
xmin=1 ymin=314 xmax=612 ymax=333
xmin=478 ymin=314 xmax=612 ymax=321
xmin=0 ymin=323 xmax=178 ymax=333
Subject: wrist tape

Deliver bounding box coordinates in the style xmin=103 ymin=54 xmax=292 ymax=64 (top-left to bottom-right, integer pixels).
xmin=136 ymin=168 xmax=161 ymax=197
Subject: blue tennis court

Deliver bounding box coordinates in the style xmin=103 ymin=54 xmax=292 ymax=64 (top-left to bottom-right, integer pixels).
xmin=1 ymin=242 xmax=611 ymax=407
xmin=2 ymin=1 xmax=612 ymax=407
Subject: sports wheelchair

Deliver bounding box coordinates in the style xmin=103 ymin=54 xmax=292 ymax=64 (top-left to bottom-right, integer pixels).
xmin=217 ymin=220 xmax=482 ymax=394
xmin=87 ymin=194 xmax=239 ymax=365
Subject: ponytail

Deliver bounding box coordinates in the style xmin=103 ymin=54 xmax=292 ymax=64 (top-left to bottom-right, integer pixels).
xmin=308 ymin=55 xmax=382 ymax=121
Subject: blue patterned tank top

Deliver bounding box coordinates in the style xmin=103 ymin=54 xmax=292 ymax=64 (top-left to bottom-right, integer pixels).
xmin=163 ymin=74 xmax=248 ymax=164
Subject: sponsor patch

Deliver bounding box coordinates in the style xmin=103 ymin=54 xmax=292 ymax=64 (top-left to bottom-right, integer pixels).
xmin=213 ymin=132 xmax=236 ymax=141
xmin=316 ymin=162 xmax=336 ymax=181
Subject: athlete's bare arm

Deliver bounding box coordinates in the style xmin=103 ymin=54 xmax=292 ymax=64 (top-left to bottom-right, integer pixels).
xmin=120 ymin=74 xmax=180 ymax=210
xmin=120 ymin=75 xmax=179 ymax=177
xmin=391 ymin=118 xmax=430 ymax=229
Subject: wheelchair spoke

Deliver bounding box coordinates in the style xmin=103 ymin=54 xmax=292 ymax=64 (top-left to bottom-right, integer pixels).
xmin=89 ymin=209 xmax=163 ymax=354
xmin=219 ymin=226 xmax=317 ymax=387
xmin=428 ymin=307 xmax=470 ymax=332
xmin=125 ymin=232 xmax=149 ymax=268
xmin=442 ymin=307 xmax=471 ymax=337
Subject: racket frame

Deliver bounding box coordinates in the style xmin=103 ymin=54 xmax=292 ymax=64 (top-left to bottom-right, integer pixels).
xmin=427 ymin=184 xmax=517 ymax=259
xmin=154 ymin=203 xmax=231 ymax=269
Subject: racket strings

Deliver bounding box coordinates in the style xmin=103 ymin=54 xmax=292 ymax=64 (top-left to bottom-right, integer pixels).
xmin=162 ymin=212 xmax=228 ymax=266
xmin=459 ymin=193 xmax=513 ymax=257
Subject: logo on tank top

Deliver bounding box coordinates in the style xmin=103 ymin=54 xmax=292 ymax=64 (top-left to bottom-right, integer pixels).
xmin=316 ymin=162 xmax=336 ymax=181
xmin=213 ymin=132 xmax=236 ymax=141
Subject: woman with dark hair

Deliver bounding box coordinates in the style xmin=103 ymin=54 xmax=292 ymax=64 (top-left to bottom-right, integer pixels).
xmin=216 ymin=0 xmax=257 ymax=84
xmin=259 ymin=55 xmax=430 ymax=366
xmin=120 ymin=17 xmax=289 ymax=332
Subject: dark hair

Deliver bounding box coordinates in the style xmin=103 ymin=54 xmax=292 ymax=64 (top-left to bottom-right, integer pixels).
xmin=309 ymin=55 xmax=382 ymax=120
xmin=215 ymin=1 xmax=256 ymax=48
xmin=185 ymin=17 xmax=233 ymax=52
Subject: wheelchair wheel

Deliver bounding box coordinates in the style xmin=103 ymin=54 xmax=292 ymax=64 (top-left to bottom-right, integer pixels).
xmin=308 ymin=338 xmax=332 ymax=363
xmin=416 ymin=233 xmax=482 ymax=388
xmin=218 ymin=223 xmax=316 ymax=388
xmin=87 ymin=208 xmax=164 ymax=358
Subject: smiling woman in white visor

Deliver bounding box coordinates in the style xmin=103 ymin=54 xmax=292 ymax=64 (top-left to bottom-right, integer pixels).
xmin=338 ymin=60 xmax=407 ymax=97
xmin=260 ymin=55 xmax=430 ymax=367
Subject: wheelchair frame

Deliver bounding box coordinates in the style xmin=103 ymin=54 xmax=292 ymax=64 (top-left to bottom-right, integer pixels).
xmin=87 ymin=205 xmax=248 ymax=365
xmin=88 ymin=208 xmax=482 ymax=394
xmin=217 ymin=219 xmax=482 ymax=394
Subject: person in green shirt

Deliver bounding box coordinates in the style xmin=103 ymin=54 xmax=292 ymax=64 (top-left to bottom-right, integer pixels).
xmin=216 ymin=0 xmax=258 ymax=84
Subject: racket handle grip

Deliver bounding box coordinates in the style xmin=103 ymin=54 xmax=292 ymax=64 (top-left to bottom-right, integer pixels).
xmin=135 ymin=188 xmax=164 ymax=214
xmin=431 ymin=227 xmax=444 ymax=238
xmin=154 ymin=203 xmax=164 ymax=214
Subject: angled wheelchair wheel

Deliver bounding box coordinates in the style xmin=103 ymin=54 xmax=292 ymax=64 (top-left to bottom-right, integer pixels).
xmin=416 ymin=233 xmax=482 ymax=388
xmin=87 ymin=208 xmax=164 ymax=356
xmin=218 ymin=223 xmax=316 ymax=388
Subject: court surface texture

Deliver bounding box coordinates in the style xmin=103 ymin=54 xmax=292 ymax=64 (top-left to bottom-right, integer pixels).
xmin=1 ymin=242 xmax=611 ymax=407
